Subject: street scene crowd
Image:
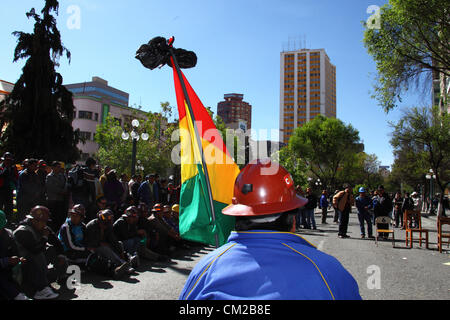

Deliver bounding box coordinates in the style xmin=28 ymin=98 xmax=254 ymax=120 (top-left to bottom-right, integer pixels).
xmin=0 ymin=152 xmax=196 ymax=300
xmin=295 ymin=185 xmax=448 ymax=239
xmin=0 ymin=152 xmax=449 ymax=301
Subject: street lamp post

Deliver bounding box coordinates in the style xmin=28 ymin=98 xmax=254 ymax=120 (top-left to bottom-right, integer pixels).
xmin=122 ymin=119 xmax=149 ymax=176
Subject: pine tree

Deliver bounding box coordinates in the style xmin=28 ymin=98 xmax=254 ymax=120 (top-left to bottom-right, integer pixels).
xmin=0 ymin=0 xmax=80 ymax=163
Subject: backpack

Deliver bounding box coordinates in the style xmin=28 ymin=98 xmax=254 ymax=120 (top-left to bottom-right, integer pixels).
xmin=68 ymin=166 xmax=85 ymax=190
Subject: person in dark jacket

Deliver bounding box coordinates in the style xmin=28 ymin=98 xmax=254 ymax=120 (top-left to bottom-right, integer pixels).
xmin=304 ymin=188 xmax=318 ymax=230
xmin=13 ymin=206 xmax=67 ymax=300
xmin=46 ymin=161 xmax=68 ymax=232
xmin=138 ymin=175 xmax=155 ymax=207
xmin=373 ymin=186 xmax=393 ymax=238
xmin=319 ymin=190 xmax=329 ymax=224
xmin=103 ymin=170 xmax=124 ymax=215
xmin=16 ymin=159 xmax=42 ymax=222
xmin=401 ymin=193 xmax=415 ymax=229
xmin=0 ymin=210 xmax=30 ymax=300
xmin=113 ymin=206 xmax=161 ymax=266
xmin=85 ymin=209 xmax=132 ymax=277
xmin=0 ymin=153 xmax=18 ymax=227
xmin=355 ymin=188 xmax=374 ymax=239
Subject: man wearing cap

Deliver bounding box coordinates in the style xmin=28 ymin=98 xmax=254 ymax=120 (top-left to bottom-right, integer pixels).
xmin=355 ymin=187 xmax=374 ymax=239
xmin=179 ymin=160 xmax=361 ymax=300
xmin=0 ymin=152 xmax=18 ymax=226
xmin=13 ymin=206 xmax=68 ymax=299
xmin=0 ymin=210 xmax=30 ymax=300
xmin=58 ymin=204 xmax=91 ymax=265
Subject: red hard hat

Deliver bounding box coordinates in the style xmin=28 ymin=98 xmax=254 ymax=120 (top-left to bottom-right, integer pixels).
xmin=222 ymin=159 xmax=308 ymax=217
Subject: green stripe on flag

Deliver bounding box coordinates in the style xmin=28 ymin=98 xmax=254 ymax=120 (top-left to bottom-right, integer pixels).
xmin=179 ymin=164 xmax=235 ymax=247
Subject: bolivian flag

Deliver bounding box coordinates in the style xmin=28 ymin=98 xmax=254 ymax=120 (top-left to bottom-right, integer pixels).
xmin=172 ymin=65 xmax=241 ymax=247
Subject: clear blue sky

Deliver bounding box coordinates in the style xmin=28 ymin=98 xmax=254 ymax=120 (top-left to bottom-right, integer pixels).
xmin=0 ymin=0 xmax=431 ymax=167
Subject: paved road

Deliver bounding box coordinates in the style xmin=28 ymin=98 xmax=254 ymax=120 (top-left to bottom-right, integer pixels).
xmin=56 ymin=209 xmax=450 ymax=300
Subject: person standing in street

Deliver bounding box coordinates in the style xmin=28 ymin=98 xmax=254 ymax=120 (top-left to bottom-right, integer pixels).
xmin=332 ymin=189 xmax=340 ymax=223
xmin=304 ymin=188 xmax=318 ymax=230
xmin=320 ymin=190 xmax=329 ymax=224
xmin=333 ymin=185 xmax=354 ymax=239
xmin=392 ymin=191 xmax=403 ymax=228
xmin=355 ymin=187 xmax=374 ymax=239
xmin=373 ymin=185 xmax=393 ymax=238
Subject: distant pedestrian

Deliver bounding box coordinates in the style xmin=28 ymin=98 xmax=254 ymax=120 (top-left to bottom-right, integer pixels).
xmin=332 ymin=190 xmax=340 ymax=223
xmin=333 ymin=185 xmax=354 ymax=239
xmin=304 ymin=188 xmax=318 ymax=230
xmin=392 ymin=191 xmax=403 ymax=228
xmin=320 ymin=190 xmax=329 ymax=224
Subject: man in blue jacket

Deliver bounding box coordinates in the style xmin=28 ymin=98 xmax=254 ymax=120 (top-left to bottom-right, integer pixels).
xmin=179 ymin=160 xmax=362 ymax=300
xmin=355 ymin=187 xmax=374 ymax=239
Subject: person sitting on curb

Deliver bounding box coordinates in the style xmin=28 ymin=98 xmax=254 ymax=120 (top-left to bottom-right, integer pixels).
xmin=58 ymin=204 xmax=91 ymax=266
xmin=113 ymin=206 xmax=165 ymax=267
xmin=85 ymin=209 xmax=133 ymax=279
xmin=13 ymin=206 xmax=68 ymax=300
xmin=0 ymin=210 xmax=30 ymax=300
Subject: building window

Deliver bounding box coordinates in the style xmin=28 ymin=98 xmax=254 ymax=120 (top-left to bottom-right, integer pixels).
xmin=95 ymin=113 xmax=99 ymax=122
xmin=79 ymin=131 xmax=92 ymax=142
xmin=79 ymin=111 xmax=93 ymax=120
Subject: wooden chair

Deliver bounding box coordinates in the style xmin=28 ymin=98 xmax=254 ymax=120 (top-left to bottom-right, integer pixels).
xmin=375 ymin=216 xmax=395 ymax=247
xmin=404 ymin=210 xmax=429 ymax=249
xmin=437 ymin=216 xmax=450 ymax=253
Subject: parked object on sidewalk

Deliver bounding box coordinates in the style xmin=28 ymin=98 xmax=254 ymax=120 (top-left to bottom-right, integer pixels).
xmin=437 ymin=216 xmax=450 ymax=253
xmin=404 ymin=210 xmax=429 ymax=249
xmin=374 ymin=216 xmax=395 ymax=248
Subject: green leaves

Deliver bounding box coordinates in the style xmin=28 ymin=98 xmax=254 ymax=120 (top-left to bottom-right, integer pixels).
xmin=285 ymin=115 xmax=362 ymax=190
xmin=363 ymin=0 xmax=450 ymax=112
xmin=390 ymin=106 xmax=450 ymax=193
xmin=94 ymin=104 xmax=179 ymax=177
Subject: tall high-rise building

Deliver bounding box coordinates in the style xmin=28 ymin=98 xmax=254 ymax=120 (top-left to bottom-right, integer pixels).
xmin=217 ymin=93 xmax=252 ymax=132
xmin=279 ymin=49 xmax=336 ymax=144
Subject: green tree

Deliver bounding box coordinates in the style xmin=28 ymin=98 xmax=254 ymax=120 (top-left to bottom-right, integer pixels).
xmin=94 ymin=103 xmax=179 ymax=177
xmin=363 ymin=0 xmax=450 ymax=112
xmin=390 ymin=106 xmax=450 ymax=210
xmin=0 ymin=0 xmax=80 ymax=162
xmin=289 ymin=115 xmax=362 ymax=191
xmin=274 ymin=145 xmax=308 ymax=188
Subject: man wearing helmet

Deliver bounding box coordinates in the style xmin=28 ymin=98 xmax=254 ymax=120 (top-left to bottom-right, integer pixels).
xmin=179 ymin=160 xmax=361 ymax=300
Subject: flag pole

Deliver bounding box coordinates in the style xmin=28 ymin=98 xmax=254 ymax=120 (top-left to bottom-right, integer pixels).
xmin=168 ymin=39 xmax=220 ymax=248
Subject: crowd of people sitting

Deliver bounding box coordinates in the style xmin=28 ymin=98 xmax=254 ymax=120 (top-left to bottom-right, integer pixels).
xmin=0 ymin=153 xmax=195 ymax=301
